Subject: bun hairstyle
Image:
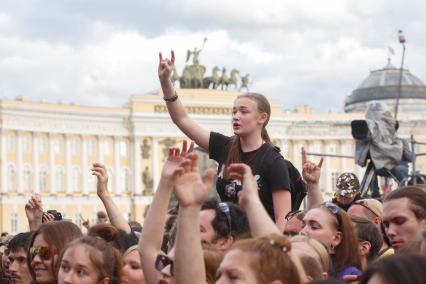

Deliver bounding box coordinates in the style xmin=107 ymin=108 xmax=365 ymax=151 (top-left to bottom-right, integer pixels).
xmin=225 ymin=93 xmax=272 ymax=178
xmin=60 ymin=224 xmax=122 ymax=284
xmin=230 ymin=234 xmax=302 ymax=284
xmin=88 ymin=223 xmax=118 ymax=242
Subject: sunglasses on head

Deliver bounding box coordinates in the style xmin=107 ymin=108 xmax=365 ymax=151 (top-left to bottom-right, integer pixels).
xmin=323 ymin=202 xmax=343 ymax=229
xmin=285 ymin=210 xmax=305 ymax=221
xmin=218 ymin=202 xmax=232 ymax=236
xmin=354 ymin=200 xmax=379 ymax=217
xmin=155 ymin=254 xmax=174 ymax=276
xmin=29 ymin=246 xmax=59 ymax=261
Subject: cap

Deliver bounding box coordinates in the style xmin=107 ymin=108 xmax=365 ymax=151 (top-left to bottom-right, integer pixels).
xmin=336 ymin=173 xmax=360 ymax=197
xmin=354 ymin=199 xmax=383 ymax=218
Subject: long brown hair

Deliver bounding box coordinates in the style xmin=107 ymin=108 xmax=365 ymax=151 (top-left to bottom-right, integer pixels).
xmin=320 ymin=205 xmax=362 ymax=275
xmin=59 ymin=224 xmax=122 ymax=284
xmin=27 ymin=221 xmax=83 ymax=282
xmin=224 ymin=93 xmax=271 ymax=177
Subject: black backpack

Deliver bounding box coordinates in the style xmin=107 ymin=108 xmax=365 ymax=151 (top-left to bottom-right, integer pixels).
xmin=259 ymin=145 xmax=307 ymax=211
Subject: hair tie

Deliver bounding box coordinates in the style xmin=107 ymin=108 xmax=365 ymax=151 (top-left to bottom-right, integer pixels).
xmin=269 ymin=239 xmax=289 ymax=253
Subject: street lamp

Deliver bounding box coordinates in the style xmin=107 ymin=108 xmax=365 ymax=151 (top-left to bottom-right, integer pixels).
xmin=394 ymin=30 xmax=406 ymax=120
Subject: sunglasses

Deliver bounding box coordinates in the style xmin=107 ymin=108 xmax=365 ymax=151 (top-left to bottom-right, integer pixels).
xmin=29 ymin=246 xmax=59 ymax=261
xmin=353 ymin=200 xmax=379 ymax=217
xmin=323 ymin=202 xmax=343 ymax=229
xmin=218 ymin=202 xmax=232 ymax=236
xmin=155 ymin=254 xmax=174 ymax=276
xmin=285 ymin=210 xmax=305 ymax=221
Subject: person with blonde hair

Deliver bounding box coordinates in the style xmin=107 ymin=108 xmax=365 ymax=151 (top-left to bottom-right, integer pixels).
xmin=158 ymin=51 xmax=292 ymax=231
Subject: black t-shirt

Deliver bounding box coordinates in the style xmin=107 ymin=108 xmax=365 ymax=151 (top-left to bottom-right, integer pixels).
xmin=209 ymin=132 xmax=290 ymax=221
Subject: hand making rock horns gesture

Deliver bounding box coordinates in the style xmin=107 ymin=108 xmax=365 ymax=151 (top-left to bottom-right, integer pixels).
xmin=302 ymin=148 xmax=324 ymax=185
xmin=158 ymin=50 xmax=175 ymax=82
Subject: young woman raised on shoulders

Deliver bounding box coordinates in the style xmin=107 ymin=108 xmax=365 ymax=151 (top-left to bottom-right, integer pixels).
xmin=158 ymin=51 xmax=291 ymax=231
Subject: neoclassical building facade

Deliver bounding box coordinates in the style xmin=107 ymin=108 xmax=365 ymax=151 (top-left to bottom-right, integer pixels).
xmin=2 ymin=62 xmax=426 ymax=234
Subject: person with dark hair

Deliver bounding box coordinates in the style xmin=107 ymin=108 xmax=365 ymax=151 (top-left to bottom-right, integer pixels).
xmin=348 ymin=198 xmax=394 ymax=258
xmin=360 ymin=253 xmax=426 ymax=284
xmin=158 ymin=51 xmax=292 ymax=231
xmin=382 ymin=186 xmax=426 ymax=252
xmin=301 ymin=202 xmax=362 ymax=280
xmin=350 ymin=216 xmax=383 ymax=270
xmin=1 ymin=234 xmax=13 ymax=283
xmin=128 ymin=221 xmax=142 ymax=233
xmin=199 ymin=198 xmax=250 ymax=252
xmin=27 ymin=221 xmax=82 ymax=284
xmin=8 ymin=232 xmax=33 ymax=284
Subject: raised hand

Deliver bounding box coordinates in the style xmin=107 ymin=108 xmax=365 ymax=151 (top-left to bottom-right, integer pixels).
xmin=302 ymin=148 xmax=323 ymax=185
xmin=25 ymin=194 xmax=44 ymax=231
xmin=158 ymin=51 xmax=175 ymax=82
xmin=91 ymin=163 xmax=109 ymax=198
xmin=174 ymin=153 xmax=215 ymax=208
xmin=25 ymin=194 xmax=43 ymax=222
xmin=227 ymin=163 xmax=259 ymax=209
xmin=161 ymin=140 xmax=194 ymax=182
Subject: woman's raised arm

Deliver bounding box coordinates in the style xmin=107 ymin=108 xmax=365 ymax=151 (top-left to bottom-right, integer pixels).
xmin=159 ymin=51 xmax=210 ymax=150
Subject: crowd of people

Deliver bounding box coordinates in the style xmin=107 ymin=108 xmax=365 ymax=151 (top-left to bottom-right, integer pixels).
xmin=0 ymin=51 xmax=426 ymax=284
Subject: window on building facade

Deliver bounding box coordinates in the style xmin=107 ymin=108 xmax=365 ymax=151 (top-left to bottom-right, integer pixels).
xmin=72 ymin=168 xmax=80 ymax=193
xmin=11 ymin=212 xmax=18 ymax=233
xmin=22 ymin=135 xmax=31 ymax=154
xmin=6 ymin=134 xmax=16 ymax=152
xmin=39 ymin=136 xmax=48 ymax=154
xmin=122 ymin=168 xmax=130 ymax=192
xmin=7 ymin=165 xmax=16 ymax=192
xmin=88 ymin=139 xmax=97 ymax=156
xmin=54 ymin=138 xmax=63 ymax=154
xmin=39 ymin=167 xmax=48 ymax=193
xmin=120 ymin=140 xmax=128 ymax=157
xmin=104 ymin=140 xmax=112 ymax=156
xmin=71 ymin=137 xmax=80 ymax=156
xmin=56 ymin=167 xmax=65 ymax=193
xmin=329 ymin=144 xmax=337 ymax=154
xmin=23 ymin=165 xmax=32 ymax=192
xmin=346 ymin=143 xmax=354 ymax=156
xmin=331 ymin=171 xmax=339 ymax=191
xmin=88 ymin=172 xmax=97 ymax=192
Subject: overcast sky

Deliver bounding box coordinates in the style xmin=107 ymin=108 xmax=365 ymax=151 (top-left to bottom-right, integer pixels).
xmin=0 ymin=0 xmax=425 ymax=112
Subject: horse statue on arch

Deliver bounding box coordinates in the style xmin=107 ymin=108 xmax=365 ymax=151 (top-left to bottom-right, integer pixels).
xmin=203 ymin=66 xmax=220 ymax=89
xmin=228 ymin=69 xmax=240 ymax=89
xmin=218 ymin=67 xmax=229 ymax=90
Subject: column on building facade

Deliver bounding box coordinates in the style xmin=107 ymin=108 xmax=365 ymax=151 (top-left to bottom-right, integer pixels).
xmin=152 ymin=137 xmax=159 ymax=191
xmin=81 ymin=135 xmax=88 ymax=195
xmin=65 ymin=135 xmax=72 ymax=195
xmin=49 ymin=133 xmax=56 ymax=194
xmin=16 ymin=131 xmax=23 ymax=194
xmin=132 ymin=136 xmax=142 ymax=195
xmin=32 ymin=133 xmax=40 ymax=193
xmin=114 ymin=136 xmax=121 ymax=195
xmin=0 ymin=130 xmax=7 ymax=194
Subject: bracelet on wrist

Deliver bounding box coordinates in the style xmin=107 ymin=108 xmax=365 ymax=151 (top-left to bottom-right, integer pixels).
xmin=163 ymin=91 xmax=178 ymax=103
